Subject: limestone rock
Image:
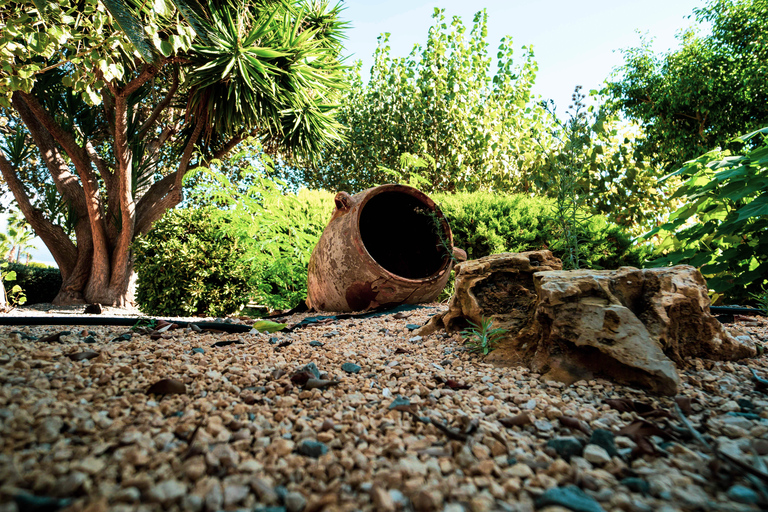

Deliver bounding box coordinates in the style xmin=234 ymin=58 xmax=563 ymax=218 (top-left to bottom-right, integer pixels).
xmin=416 ymin=250 xmax=562 ymax=336
xmin=435 ymin=257 xmax=757 ymax=395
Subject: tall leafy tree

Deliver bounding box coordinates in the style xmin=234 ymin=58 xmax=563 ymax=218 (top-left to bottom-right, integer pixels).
xmin=0 ymin=0 xmax=347 ymax=305
xmin=605 ymin=0 xmax=768 ymax=172
xmin=292 ymin=8 xmax=556 ymax=194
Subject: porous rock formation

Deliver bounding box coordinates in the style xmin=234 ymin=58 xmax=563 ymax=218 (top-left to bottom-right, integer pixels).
xmin=420 ymin=252 xmax=757 ymax=395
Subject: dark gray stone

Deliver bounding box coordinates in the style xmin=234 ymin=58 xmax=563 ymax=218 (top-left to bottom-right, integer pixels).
xmin=535 ymin=485 xmax=605 ymax=512
xmin=297 ymin=440 xmax=328 ymax=458
xmin=589 ymin=429 xmax=619 ymax=457
xmin=341 ymin=363 xmax=361 ymax=374
xmin=546 ymin=437 xmax=584 ymax=461
xmin=620 ymin=477 xmax=649 ymax=494
xmin=299 ymin=362 xmax=321 ymax=379
xmin=727 ymin=485 xmax=759 ymax=504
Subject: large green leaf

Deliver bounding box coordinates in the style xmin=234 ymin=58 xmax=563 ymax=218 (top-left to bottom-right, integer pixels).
xmin=101 ymin=0 xmax=157 ymax=63
xmin=736 ymin=195 xmax=768 ymax=221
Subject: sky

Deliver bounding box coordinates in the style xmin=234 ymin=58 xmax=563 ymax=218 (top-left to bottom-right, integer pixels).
xmin=5 ymin=0 xmax=707 ymax=268
xmin=339 ymin=0 xmax=706 ymax=111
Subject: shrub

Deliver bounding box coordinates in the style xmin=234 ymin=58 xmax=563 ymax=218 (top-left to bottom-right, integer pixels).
xmin=248 ymin=188 xmax=334 ymax=310
xmin=644 ymin=126 xmax=768 ymax=303
xmin=133 ymin=207 xmax=256 ymax=317
xmin=137 ymin=177 xmax=641 ymax=315
xmin=434 ymin=192 xmax=645 ymax=269
xmin=1 ymin=262 xmax=62 ymax=304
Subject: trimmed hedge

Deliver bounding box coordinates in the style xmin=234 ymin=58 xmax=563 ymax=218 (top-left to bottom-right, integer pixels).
xmin=132 ymin=189 xmax=644 ymax=314
xmin=1 ymin=262 xmax=61 ymax=304
xmin=434 ymin=192 xmax=646 ymax=269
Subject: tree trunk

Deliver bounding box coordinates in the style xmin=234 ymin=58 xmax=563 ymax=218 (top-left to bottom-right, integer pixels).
xmin=50 ymin=252 xmax=137 ymax=307
xmin=47 ymin=232 xmax=136 ymax=307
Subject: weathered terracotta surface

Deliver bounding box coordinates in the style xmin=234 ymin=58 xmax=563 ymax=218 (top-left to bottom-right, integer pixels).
xmin=307 ymin=184 xmax=458 ymax=312
xmin=423 ymin=254 xmax=757 ymax=395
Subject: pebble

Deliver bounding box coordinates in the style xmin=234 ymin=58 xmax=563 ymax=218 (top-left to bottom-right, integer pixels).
xmin=36 ymin=416 xmax=63 ymax=444
xmin=0 ymin=306 xmax=765 ymax=512
xmin=413 ymin=489 xmax=444 ymax=511
xmin=285 ymin=491 xmax=308 ymax=512
xmin=588 ymin=429 xmax=618 ymax=457
xmin=147 ymin=479 xmax=186 ymax=504
xmin=507 ymin=463 xmax=534 ymax=478
xmin=535 ymin=485 xmax=605 ymax=512
xmin=113 ymin=487 xmax=141 ymax=503
xmin=547 ymin=437 xmax=583 ymax=461
xmin=223 ymin=483 xmax=250 ymax=507
xmin=583 ymin=445 xmax=611 ymax=465
xmin=341 ymin=362 xmax=361 ymax=374
xmin=370 ymin=486 xmax=395 ymax=512
xmin=726 ymin=484 xmax=759 ymax=504
xmin=296 ymin=440 xmax=328 ymax=458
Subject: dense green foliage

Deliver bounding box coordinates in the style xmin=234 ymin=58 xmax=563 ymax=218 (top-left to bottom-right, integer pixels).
xmin=133 ymin=177 xmax=645 ymax=314
xmin=135 ymin=155 xmax=335 ymax=314
xmin=248 ymin=187 xmax=333 ymax=310
xmin=606 ymin=0 xmax=768 ymax=172
xmin=189 ymin=159 xmax=332 ymax=310
xmin=645 ymin=127 xmax=768 ymax=303
xmin=277 ymin=8 xmax=668 ymax=235
xmin=1 ymin=262 xmax=61 ymax=304
xmin=290 ymin=8 xmax=554 ymax=193
xmin=0 ymin=0 xmax=349 ymax=305
xmin=435 ymin=193 xmax=646 ymax=270
xmin=133 ymin=207 xmax=255 ymax=317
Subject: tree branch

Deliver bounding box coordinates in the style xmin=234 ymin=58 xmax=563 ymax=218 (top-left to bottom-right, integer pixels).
xmin=0 ymin=152 xmax=78 ymax=274
xmin=116 ymin=57 xmax=187 ymax=98
xmin=11 ymin=94 xmax=89 ymax=218
xmin=85 ymin=141 xmax=113 ymax=191
xmin=175 ymin=116 xmax=205 ymax=193
xmin=137 ymin=65 xmax=180 ymax=140
xmin=16 ymin=92 xmax=111 ymax=292
xmin=110 ymin=92 xmax=137 ymax=288
xmin=16 ymin=92 xmax=94 ymax=178
xmin=134 ymin=172 xmax=180 ymax=235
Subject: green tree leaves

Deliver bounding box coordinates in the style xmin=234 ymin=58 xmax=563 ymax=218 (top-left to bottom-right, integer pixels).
xmin=291 ymin=8 xmax=554 ymax=193
xmin=606 ymin=0 xmax=768 ymax=173
xmin=645 ymin=127 xmax=768 ymax=301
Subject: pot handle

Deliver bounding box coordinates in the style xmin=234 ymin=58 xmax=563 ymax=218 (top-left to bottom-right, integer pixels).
xmin=334 ymin=191 xmax=353 ymax=212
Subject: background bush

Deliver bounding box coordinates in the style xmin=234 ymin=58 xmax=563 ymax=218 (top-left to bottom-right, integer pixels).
xmin=133 ymin=207 xmax=256 ymax=317
xmin=1 ymin=262 xmax=62 ymax=304
xmin=133 ymin=181 xmax=645 ymax=315
xmin=247 ymin=188 xmax=333 ymax=310
xmin=435 ymin=192 xmax=647 ymax=269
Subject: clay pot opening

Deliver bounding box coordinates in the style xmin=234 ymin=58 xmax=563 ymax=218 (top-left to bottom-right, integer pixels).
xmin=358 ymin=190 xmax=451 ymax=280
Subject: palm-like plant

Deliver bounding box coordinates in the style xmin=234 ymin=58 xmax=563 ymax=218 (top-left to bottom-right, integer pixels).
xmin=0 ymin=0 xmax=349 ymax=305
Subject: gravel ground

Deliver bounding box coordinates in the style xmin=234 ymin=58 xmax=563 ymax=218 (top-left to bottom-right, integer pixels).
xmin=1 ymin=304 xmax=768 ymax=512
